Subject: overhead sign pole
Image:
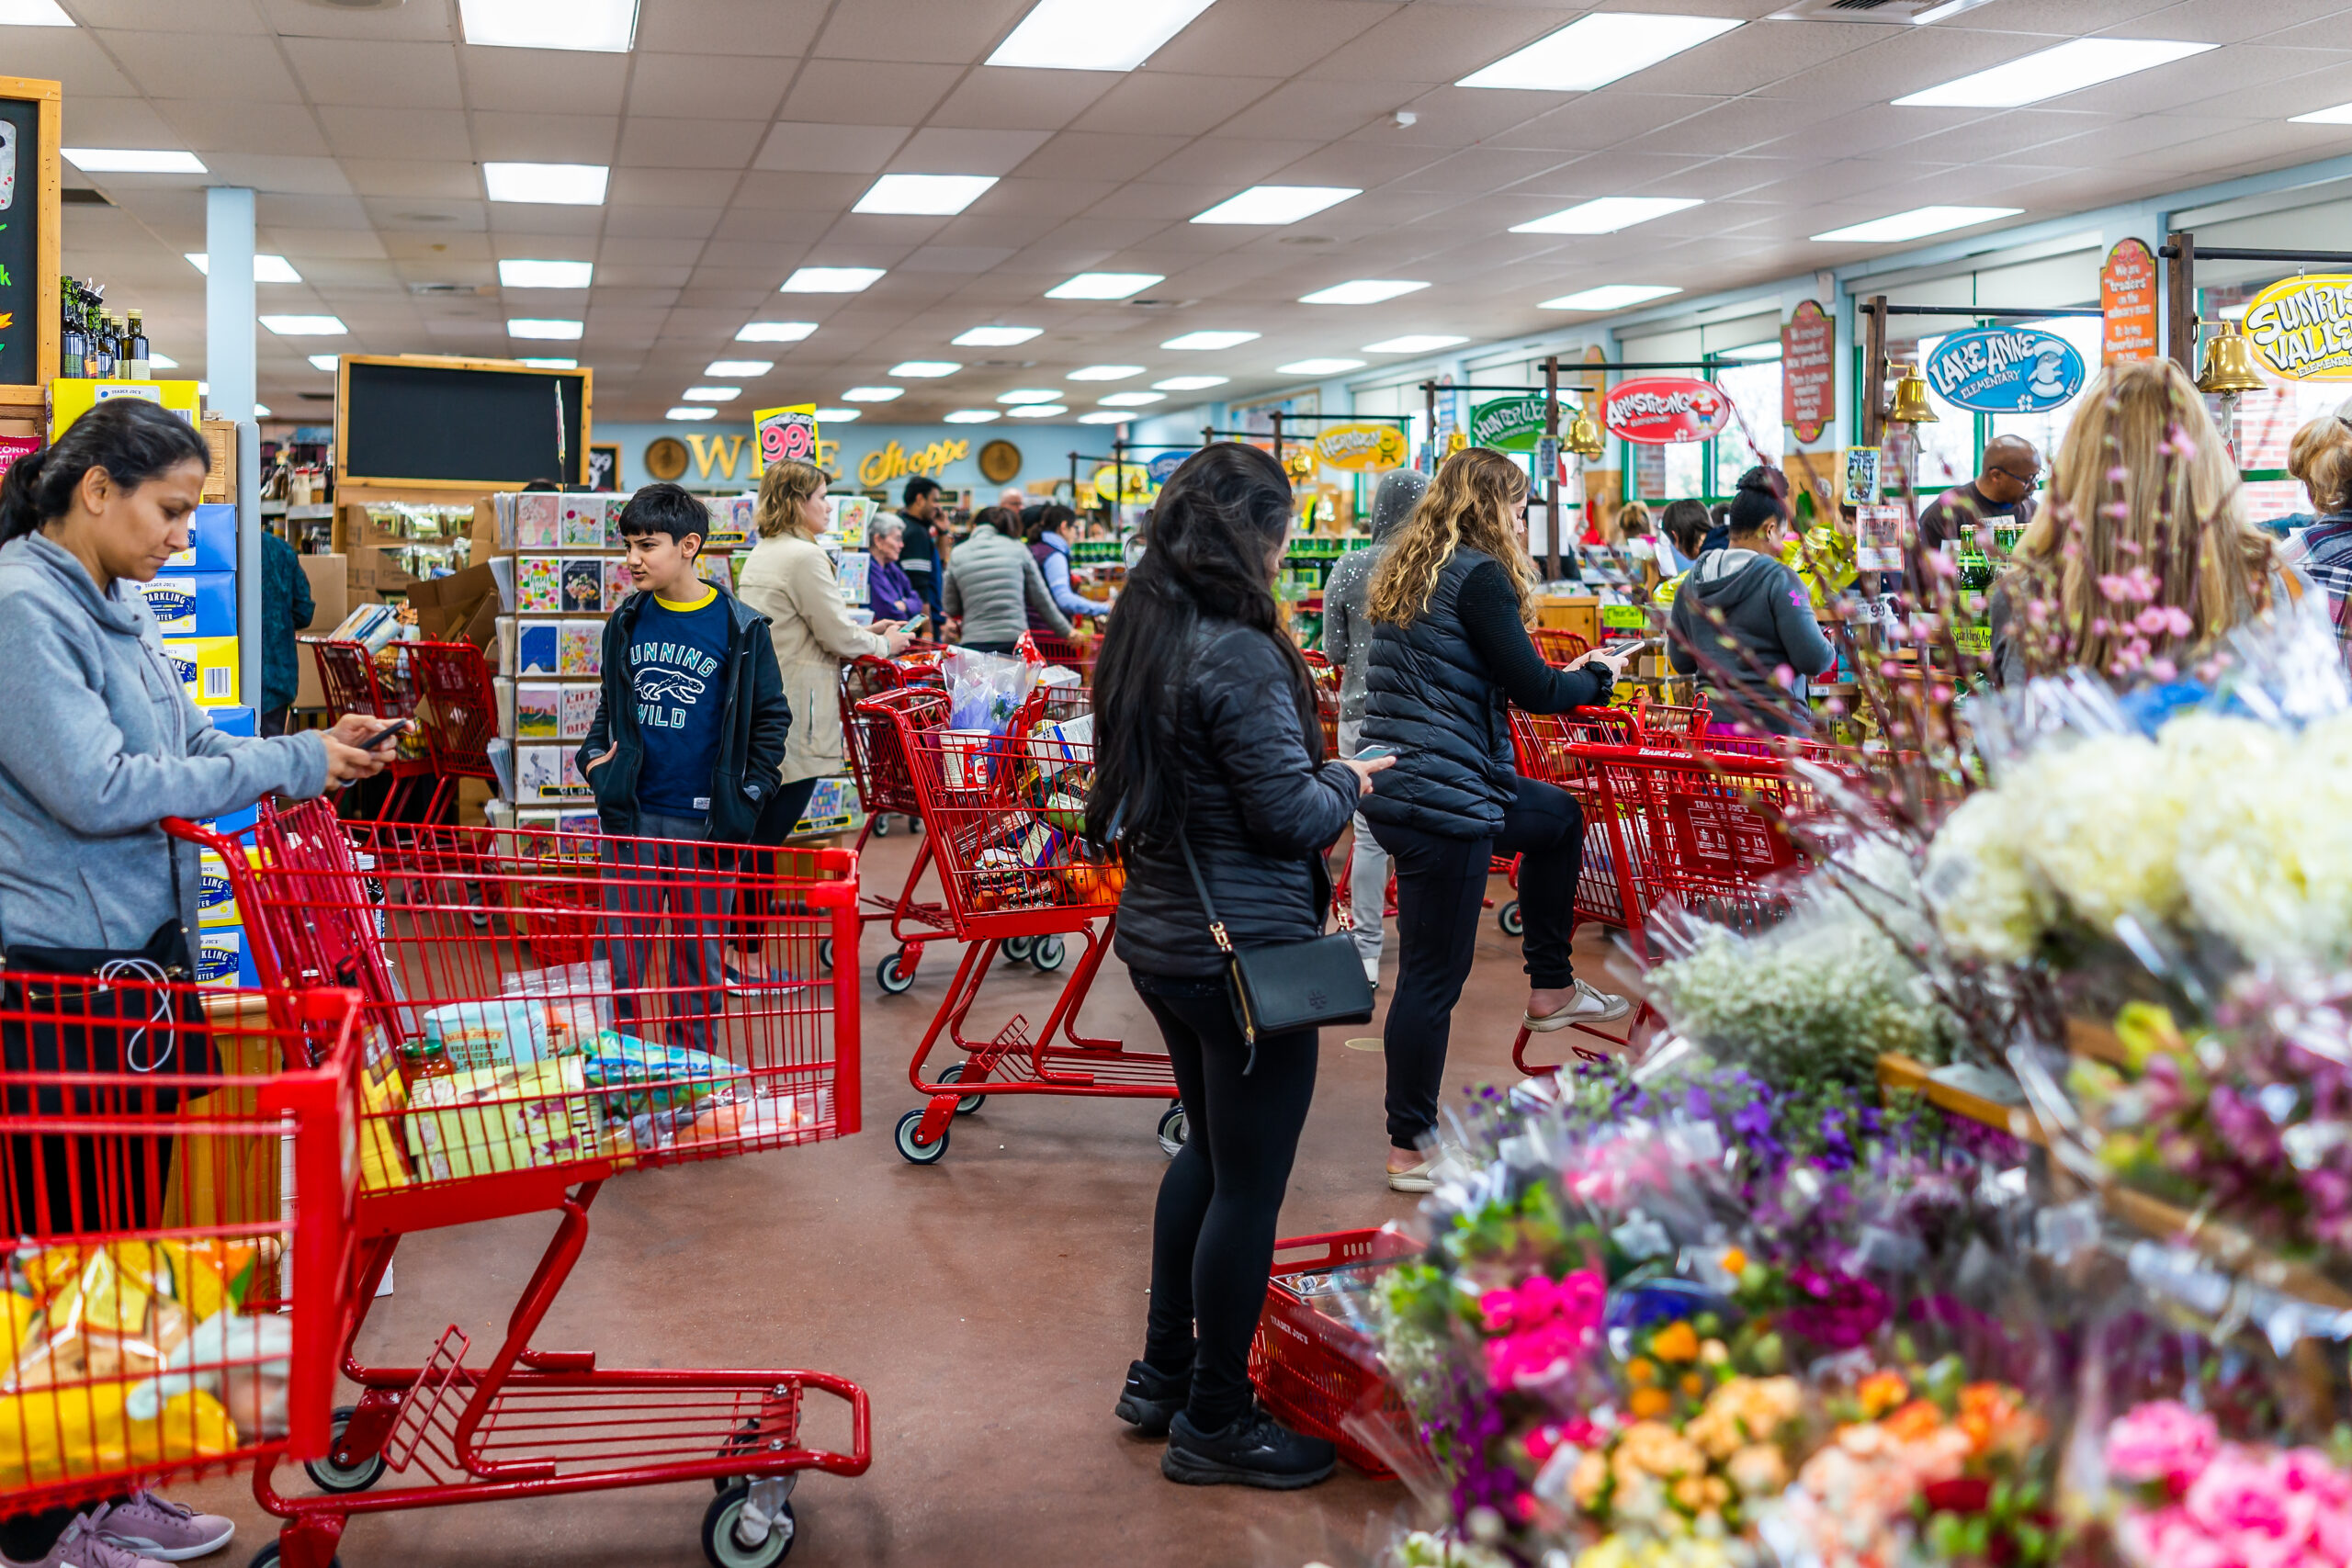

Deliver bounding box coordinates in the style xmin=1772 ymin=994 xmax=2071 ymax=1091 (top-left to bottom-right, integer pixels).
xmin=1543 ymin=355 xmax=1561 ymax=581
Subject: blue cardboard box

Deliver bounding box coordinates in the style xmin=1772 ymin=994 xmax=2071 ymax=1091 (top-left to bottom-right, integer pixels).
xmin=205 ymin=803 xmax=260 ymax=838
xmin=138 ymin=570 xmax=236 ymax=637
xmin=164 ymin=504 xmax=237 ymax=572
xmin=209 ymin=705 xmax=255 ymax=738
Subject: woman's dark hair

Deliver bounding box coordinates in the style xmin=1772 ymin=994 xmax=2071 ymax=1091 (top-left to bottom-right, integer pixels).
xmin=0 ymin=398 xmax=210 ymax=546
xmin=1659 ymin=498 xmax=1710 ymax=556
xmin=1085 ymin=443 xmax=1317 ymax=845
xmin=971 ymin=505 xmax=1015 ymax=536
xmin=1028 ymin=502 xmax=1076 ymax=544
xmin=1725 ymin=465 xmax=1790 ymax=536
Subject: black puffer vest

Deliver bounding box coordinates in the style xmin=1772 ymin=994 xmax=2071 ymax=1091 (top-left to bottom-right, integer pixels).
xmin=1359 ymin=548 xmax=1515 ymax=840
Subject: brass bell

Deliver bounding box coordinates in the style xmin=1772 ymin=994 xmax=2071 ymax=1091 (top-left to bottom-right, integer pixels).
xmin=1565 ymin=406 xmax=1605 ymax=460
xmin=1444 ymin=430 xmax=1468 ymax=457
xmin=1885 ymin=362 xmax=1939 ymax=426
xmin=1283 ymin=446 xmax=1316 ymax=481
xmin=2197 ymin=317 xmax=2266 ymax=395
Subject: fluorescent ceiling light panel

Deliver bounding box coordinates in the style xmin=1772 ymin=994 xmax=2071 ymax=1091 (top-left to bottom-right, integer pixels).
xmin=1809 ymin=206 xmax=2019 ymax=243
xmin=999 ymin=389 xmax=1064 ymax=404
xmin=1079 ymin=412 xmax=1131 ymax=425
xmin=841 ymin=386 xmax=903 ymax=401
xmin=2290 ymin=102 xmax=2352 ymax=125
xmin=1162 ymin=331 xmax=1258 ymax=350
xmin=482 ymin=162 xmax=608 ymax=205
xmin=954 ymin=325 xmax=1042 ymax=346
xmin=1300 ymin=279 xmax=1428 ymax=305
xmin=683 ymin=387 xmax=740 ymax=401
xmin=1894 ymin=38 xmax=2212 ymax=108
xmin=1192 ymin=185 xmax=1360 ymax=225
xmin=187 ymin=253 xmax=301 ymax=282
xmin=1007 ymin=404 xmax=1069 ymax=418
xmin=812 ymin=408 xmax=861 ymax=422
xmin=1460 ymin=13 xmax=1742 ymax=92
xmin=1718 ymin=343 xmax=1783 ymax=361
xmin=987 ymin=0 xmax=1216 ymax=71
xmin=148 ymin=355 xmax=177 ymax=370
xmin=1154 ymin=375 xmax=1227 ymax=391
xmin=737 ymin=321 xmax=817 ymax=343
xmin=1540 ymin=285 xmax=1682 ymax=311
xmin=1097 ymin=391 xmax=1165 ymax=407
xmin=460 ymin=0 xmax=639 ymax=51
xmin=1278 ymin=358 xmax=1365 ymax=376
xmin=705 ymin=360 xmax=773 ymax=377
xmin=1046 ymin=272 xmax=1163 ymax=300
xmin=890 ymin=361 xmax=962 ymax=378
xmin=253 ymin=405 xmax=271 ymax=418
xmin=854 ymin=174 xmax=999 ymax=216
xmin=62 ymin=149 xmax=205 ymax=174
xmin=499 ymin=258 xmax=593 ymax=288
xmin=944 ymin=410 xmax=1002 ymax=423
xmin=518 ymin=357 xmax=577 ymax=368
xmin=1068 ymin=365 xmax=1144 ymax=381
xmin=307 ymin=355 xmax=338 ymax=371
xmin=0 ymin=1 xmax=74 ymax=24
xmin=1511 ymin=197 xmax=1702 ymax=235
xmin=260 ymin=315 xmax=346 ymax=335
xmin=505 ymin=318 xmax=583 ymax=339
xmin=1363 ymin=334 xmax=1467 ymax=354
xmin=666 ymin=407 xmax=718 ymax=421
xmin=782 ymin=266 xmax=885 ymax=293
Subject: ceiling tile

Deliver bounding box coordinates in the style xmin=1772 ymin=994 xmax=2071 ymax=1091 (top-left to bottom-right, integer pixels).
xmin=1145 ymin=138 xmax=1328 ymax=186
xmin=4 ymin=29 xmax=140 ymax=97
xmin=321 ymin=105 xmax=471 ymax=161
xmin=813 ymin=0 xmax=1031 ymax=63
xmin=929 ymin=66 xmax=1124 ymax=131
xmin=60 ymin=96 xmax=179 ymax=147
xmin=1217 ymin=78 xmax=1419 ymax=141
xmin=618 ymin=118 xmax=766 ymax=170
xmin=487 ymin=204 xmax=605 ymax=237
xmin=459 ymin=45 xmax=631 ymax=116
xmin=1144 ymin=0 xmax=1395 ymax=77
xmin=339 ymin=160 xmax=483 ymax=200
xmin=363 ymin=196 xmax=487 ymax=233
xmin=256 ymin=0 xmax=453 ymax=40
xmin=635 ymin=0 xmax=827 ymax=57
xmin=77 ymin=0 xmax=265 ymax=30
xmin=887 ymin=127 xmax=1054 ymax=176
xmin=154 ymin=99 xmax=330 ymax=156
xmin=258 ymin=228 xmax=389 ymax=260
xmin=1303 ymin=4 xmax=1570 ymax=86
xmin=282 ymin=38 xmax=461 ymax=108
xmin=608 ymin=168 xmax=745 ymax=208
xmin=754 ymin=123 xmax=912 ymax=175
xmin=947 ymin=176 xmax=1119 ymax=220
xmin=602 ymin=212 xmax=724 ymax=245
xmin=626 ymin=52 xmax=792 ymax=120
xmin=1012 ymin=132 xmax=1195 ymax=185
xmin=106 ymin=31 xmax=304 ymax=104
xmin=204 ymin=153 xmax=356 ymax=197
xmin=469 ymin=112 xmax=620 ymax=164
xmin=1069 ymin=73 xmax=1283 ymax=137
xmin=783 ymin=62 xmax=961 ymax=125
xmin=899 ymin=245 xmax=1020 ymax=274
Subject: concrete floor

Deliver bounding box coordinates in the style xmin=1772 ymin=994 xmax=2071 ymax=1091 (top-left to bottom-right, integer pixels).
xmin=181 ymin=825 xmax=1627 ymax=1568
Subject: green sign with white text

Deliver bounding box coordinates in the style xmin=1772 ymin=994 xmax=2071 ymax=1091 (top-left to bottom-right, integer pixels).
xmin=1468 ymin=395 xmax=1546 ymax=454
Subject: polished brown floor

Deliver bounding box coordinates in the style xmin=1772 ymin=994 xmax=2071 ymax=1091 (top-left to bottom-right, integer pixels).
xmin=183 ymin=825 xmax=1628 ymax=1567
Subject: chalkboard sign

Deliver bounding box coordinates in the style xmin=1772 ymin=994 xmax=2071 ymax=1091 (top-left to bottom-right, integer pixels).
xmin=0 ymin=76 xmax=61 ymax=393
xmin=337 ymin=354 xmax=592 ymax=491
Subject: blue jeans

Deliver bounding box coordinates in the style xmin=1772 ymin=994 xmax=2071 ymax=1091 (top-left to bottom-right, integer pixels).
xmin=600 ymin=810 xmax=727 ymax=1054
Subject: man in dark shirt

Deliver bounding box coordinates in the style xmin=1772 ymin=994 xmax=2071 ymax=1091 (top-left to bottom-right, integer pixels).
xmin=1918 ymin=435 xmax=2041 ymax=554
xmin=258 ymin=527 xmax=313 ymax=736
xmin=897 ymin=476 xmax=945 ymax=626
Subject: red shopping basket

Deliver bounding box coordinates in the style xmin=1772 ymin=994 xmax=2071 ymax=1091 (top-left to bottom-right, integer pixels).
xmin=1250 ymin=1229 xmax=1426 ymax=1478
xmin=0 ymin=976 xmax=363 ymax=1515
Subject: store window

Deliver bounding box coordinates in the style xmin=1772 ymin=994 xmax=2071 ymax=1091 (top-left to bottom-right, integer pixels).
xmin=1711 ymin=356 xmax=1786 ymax=494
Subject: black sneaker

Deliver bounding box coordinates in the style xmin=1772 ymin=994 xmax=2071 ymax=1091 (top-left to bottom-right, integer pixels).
xmin=1160 ymin=1406 xmax=1337 ymax=1489
xmin=1114 ymin=1359 xmax=1190 ymax=1437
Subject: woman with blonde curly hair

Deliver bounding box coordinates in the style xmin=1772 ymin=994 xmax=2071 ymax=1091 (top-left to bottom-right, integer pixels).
xmin=1358 ymin=446 xmax=1635 ymax=1190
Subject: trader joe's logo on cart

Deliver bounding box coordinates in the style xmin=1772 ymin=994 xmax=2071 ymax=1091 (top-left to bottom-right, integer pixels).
xmin=1604 ymin=378 xmax=1729 ymax=445
xmin=2243 ymin=275 xmax=2352 ymax=381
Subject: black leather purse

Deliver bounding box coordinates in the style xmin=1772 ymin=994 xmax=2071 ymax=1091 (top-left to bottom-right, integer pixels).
xmin=1175 ymin=826 xmax=1374 ymax=1072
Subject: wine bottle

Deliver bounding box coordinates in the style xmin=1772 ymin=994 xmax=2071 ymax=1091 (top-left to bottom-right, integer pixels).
xmin=126 ymin=310 xmax=149 ymax=381
xmin=87 ymin=288 xmax=114 ymax=378
xmin=60 ymin=276 xmax=83 ymax=378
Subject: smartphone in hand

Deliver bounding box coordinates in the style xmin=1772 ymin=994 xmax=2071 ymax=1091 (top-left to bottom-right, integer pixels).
xmin=1352 ymin=744 xmax=1396 ymax=761
xmin=357 ymin=717 xmax=412 ymax=750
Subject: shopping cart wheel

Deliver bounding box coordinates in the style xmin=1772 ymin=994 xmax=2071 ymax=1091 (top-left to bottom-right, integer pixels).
xmin=302 ymin=1405 xmax=387 ymax=1494
xmin=703 ymin=1483 xmax=796 ymax=1566
xmin=894 ymin=1107 xmax=949 ymax=1165
xmin=873 ymin=814 xmax=891 ymax=837
xmin=876 ymin=951 xmax=915 ymax=995
xmin=1157 ymin=1103 xmax=1188 ymax=1157
xmin=1497 ymin=899 xmax=1523 ymax=938
xmin=1030 ymin=934 xmax=1067 ymax=973
xmin=1003 ymin=935 xmax=1036 ymax=964
xmin=817 ymin=937 xmax=834 ymax=973
xmin=938 ymin=1062 xmax=987 ymax=1114
xmin=251 ymin=1543 xmax=341 ymax=1568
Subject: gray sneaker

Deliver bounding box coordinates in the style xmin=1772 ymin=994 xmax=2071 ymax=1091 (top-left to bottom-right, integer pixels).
xmin=3 ymin=1506 xmax=174 ymax=1568
xmin=87 ymin=1495 xmax=233 ymax=1563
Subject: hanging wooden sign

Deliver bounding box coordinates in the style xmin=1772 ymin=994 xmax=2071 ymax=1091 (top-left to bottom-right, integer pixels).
xmin=2102 ymin=238 xmax=2158 ymax=365
xmin=1781 ymin=299 xmax=1835 ymax=443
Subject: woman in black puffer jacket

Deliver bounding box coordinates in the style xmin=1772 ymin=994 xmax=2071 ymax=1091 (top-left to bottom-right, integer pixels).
xmin=1087 ymin=443 xmax=1390 ymax=1491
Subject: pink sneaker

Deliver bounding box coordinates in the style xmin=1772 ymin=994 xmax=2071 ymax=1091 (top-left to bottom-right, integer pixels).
xmin=87 ymin=1495 xmax=233 ymax=1563
xmin=2 ymin=1506 xmax=173 ymax=1568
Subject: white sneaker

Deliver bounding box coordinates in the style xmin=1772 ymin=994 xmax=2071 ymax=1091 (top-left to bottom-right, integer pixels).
xmin=1523 ymin=979 xmax=1632 ymax=1032
xmin=1360 ymin=953 xmax=1380 ymax=987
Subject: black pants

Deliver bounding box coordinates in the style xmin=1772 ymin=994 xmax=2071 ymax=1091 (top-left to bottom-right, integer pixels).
xmin=1373 ymin=774 xmax=1583 ymax=1150
xmin=728 ymin=776 xmax=825 ymax=953
xmin=1136 ymin=983 xmax=1317 ymax=1431
xmin=959 ymin=640 xmax=1021 ymax=656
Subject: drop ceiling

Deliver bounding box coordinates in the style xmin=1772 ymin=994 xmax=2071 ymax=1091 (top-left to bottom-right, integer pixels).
xmin=30 ymin=0 xmax=2352 ymax=424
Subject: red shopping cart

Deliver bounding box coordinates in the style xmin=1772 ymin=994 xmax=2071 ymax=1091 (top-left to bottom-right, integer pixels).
xmin=839 ymin=655 xmax=960 ymax=991
xmin=0 ymin=974 xmax=362 ymax=1520
xmin=305 ymin=639 xmax=441 ymax=824
xmin=860 ymin=684 xmax=1182 ymax=1166
xmin=1025 ymin=630 xmax=1096 ymax=684
xmin=171 ymin=805 xmax=869 ymax=1568
xmin=1530 ymin=628 xmax=1592 ymax=668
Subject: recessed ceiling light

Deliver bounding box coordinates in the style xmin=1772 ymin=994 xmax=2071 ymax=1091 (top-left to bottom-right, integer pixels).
xmin=999 ymin=389 xmax=1065 ymax=404
xmin=944 ymin=410 xmax=1002 ymax=424
xmin=666 ymin=407 xmax=718 ymax=422
xmin=1363 ymin=334 xmax=1467 ymax=354
xmin=706 ymin=359 xmax=773 ymax=377
xmin=890 ymin=361 xmax=962 ymax=378
xmin=1809 ymin=206 xmax=2019 ymax=243
xmin=813 ymin=408 xmax=862 ymax=423
xmin=187 ymin=253 xmax=301 ymax=283
xmin=0 ymin=1 xmax=74 ymax=25
xmin=737 ymin=321 xmax=817 ymax=343
xmin=782 ymin=266 xmax=885 ymax=293
xmin=62 ymin=149 xmax=206 ymax=174
xmin=1078 ymin=412 xmax=1131 ymax=425
xmin=460 ymin=0 xmax=639 ymax=51
xmin=1097 ymin=391 xmax=1165 ymax=407
xmin=1068 ymin=365 xmax=1145 ymax=381
xmin=518 ymin=357 xmax=577 ymax=368
xmin=1460 ymin=13 xmax=1742 ymax=92
xmin=1154 ymin=375 xmax=1228 ymax=391
xmin=954 ymin=325 xmax=1043 ymax=346
xmin=987 ymin=0 xmax=1216 ymax=72
xmin=842 ymin=386 xmax=903 ymax=401
xmin=2292 ymin=101 xmax=2352 ymax=125
xmin=1300 ymin=279 xmax=1428 ymax=305
xmin=1046 ymin=272 xmax=1163 ymax=300
xmin=260 ymin=315 xmax=347 ymax=336
xmin=483 ymin=162 xmax=608 ymax=206
xmin=683 ymin=387 xmax=741 ymax=401
xmin=1539 ymin=285 xmax=1680 ymax=311
xmin=1192 ymin=186 xmax=1361 ymax=225
xmin=307 ymin=355 xmax=338 ymax=371
xmin=506 ymin=318 xmax=583 ymax=339
xmin=1510 ymin=197 xmax=1702 ymax=235
xmin=1007 ymin=404 xmax=1069 ymax=418
xmin=1894 ymin=38 xmax=2212 ymax=108
xmin=149 ymin=355 xmax=178 ymax=370
xmin=1718 ymin=343 xmax=1783 ymax=361
xmin=1162 ymin=331 xmax=1258 ymax=351
xmin=854 ymin=174 xmax=999 ymax=216
xmin=1278 ymin=358 xmax=1365 ymax=376
xmin=499 ymin=258 xmax=593 ymax=288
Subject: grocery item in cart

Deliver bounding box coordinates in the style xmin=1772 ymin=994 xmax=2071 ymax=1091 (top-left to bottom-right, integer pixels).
xmin=943 ymin=647 xmax=1038 ymax=732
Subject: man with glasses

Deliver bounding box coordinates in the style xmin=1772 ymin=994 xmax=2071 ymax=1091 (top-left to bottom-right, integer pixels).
xmin=1918 ymin=434 xmax=2041 ymax=556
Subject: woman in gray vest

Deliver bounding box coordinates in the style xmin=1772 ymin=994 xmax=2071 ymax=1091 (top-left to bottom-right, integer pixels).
xmin=1359 ymin=446 xmax=1634 ymax=1191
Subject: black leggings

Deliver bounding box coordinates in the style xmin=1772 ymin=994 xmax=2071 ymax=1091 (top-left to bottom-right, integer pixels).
xmin=1136 ymin=983 xmax=1317 ymax=1431
xmin=1374 ymin=774 xmax=1584 ymax=1150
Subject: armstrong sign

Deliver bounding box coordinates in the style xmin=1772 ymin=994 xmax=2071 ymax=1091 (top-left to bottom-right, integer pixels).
xmin=1603 ymin=378 xmax=1729 ymax=445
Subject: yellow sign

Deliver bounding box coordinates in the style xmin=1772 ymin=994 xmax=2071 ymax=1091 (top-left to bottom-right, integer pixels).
xmin=1312 ymin=422 xmax=1407 ymax=472
xmin=684 ymin=433 xmax=746 ymax=479
xmin=50 ymin=378 xmax=203 ymax=440
xmin=752 ymin=403 xmax=819 ymax=469
xmin=1089 ymin=463 xmax=1153 ymax=502
xmin=2243 ymin=275 xmax=2352 ymax=380
xmin=858 ymin=437 xmax=969 ymax=488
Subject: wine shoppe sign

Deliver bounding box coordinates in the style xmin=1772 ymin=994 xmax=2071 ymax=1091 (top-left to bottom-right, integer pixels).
xmin=1603 ymin=378 xmax=1729 ymax=445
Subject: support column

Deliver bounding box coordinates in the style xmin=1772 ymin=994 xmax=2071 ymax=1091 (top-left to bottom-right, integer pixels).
xmin=206 ymin=186 xmax=262 ymax=715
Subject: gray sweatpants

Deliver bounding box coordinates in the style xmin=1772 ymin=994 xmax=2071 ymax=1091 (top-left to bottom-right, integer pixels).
xmin=1337 ymin=719 xmax=1388 ymax=967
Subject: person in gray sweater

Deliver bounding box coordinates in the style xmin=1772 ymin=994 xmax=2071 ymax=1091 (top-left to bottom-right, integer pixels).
xmin=1318 ymin=468 xmax=1426 ymax=980
xmin=944 ymin=506 xmax=1072 ymax=653
xmin=1665 ymin=469 xmax=1837 ymax=735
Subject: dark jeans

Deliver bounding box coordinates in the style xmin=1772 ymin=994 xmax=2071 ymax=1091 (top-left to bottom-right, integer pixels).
xmin=1136 ymin=982 xmax=1317 ymax=1432
xmin=959 ymin=640 xmax=1021 ymax=656
xmin=1373 ymin=774 xmax=1583 ymax=1150
xmin=262 ymin=705 xmax=292 ymax=738
xmin=729 ymin=776 xmax=824 ymax=954
xmin=600 ymin=811 xmax=726 ymax=1053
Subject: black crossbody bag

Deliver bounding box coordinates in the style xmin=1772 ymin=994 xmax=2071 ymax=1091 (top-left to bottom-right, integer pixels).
xmin=1174 ymin=826 xmax=1373 ymax=1072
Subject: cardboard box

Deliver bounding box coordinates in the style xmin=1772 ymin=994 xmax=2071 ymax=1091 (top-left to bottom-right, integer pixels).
xmin=195 ymin=924 xmax=259 ymax=987
xmin=161 ymin=636 xmax=241 ymax=707
xmin=201 ymin=417 xmax=237 ymax=503
xmin=408 ymin=561 xmax=501 ymax=652
xmin=295 ymin=554 xmax=349 ymax=710
xmin=136 ymin=570 xmax=236 ymax=637
xmin=165 ymin=504 xmax=237 ymax=573
xmin=197 ymin=848 xmax=241 ymax=928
